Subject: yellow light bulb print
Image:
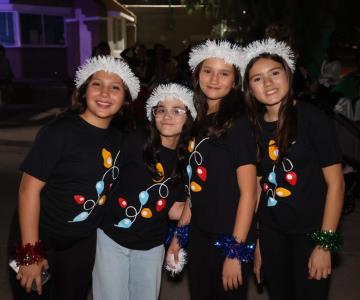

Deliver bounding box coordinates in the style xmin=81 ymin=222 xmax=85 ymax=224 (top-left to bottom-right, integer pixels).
xmin=102 ymin=148 xmax=113 ymax=168
xmin=141 ymin=208 xmax=153 ymax=218
xmin=190 ymin=181 xmax=202 ymax=192
xmin=275 ymin=187 xmax=291 ymax=197
xmin=188 ymin=138 xmax=195 ymax=153
xmin=153 ymin=163 xmax=165 ymax=182
xmin=268 ymin=140 xmax=279 ymax=161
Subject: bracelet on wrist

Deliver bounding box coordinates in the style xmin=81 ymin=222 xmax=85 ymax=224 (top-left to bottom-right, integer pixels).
xmin=165 ymin=224 xmax=190 ymax=248
xmin=214 ymin=235 xmax=255 ymax=263
xmin=309 ymin=230 xmax=342 ymax=252
xmin=15 ymin=240 xmax=46 ymax=266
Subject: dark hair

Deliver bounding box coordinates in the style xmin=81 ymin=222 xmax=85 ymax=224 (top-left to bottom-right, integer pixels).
xmin=192 ymin=61 xmax=243 ymax=138
xmin=243 ymin=53 xmax=297 ymax=161
xmin=69 ymin=74 xmax=135 ymax=131
xmin=143 ymin=109 xmax=194 ymax=182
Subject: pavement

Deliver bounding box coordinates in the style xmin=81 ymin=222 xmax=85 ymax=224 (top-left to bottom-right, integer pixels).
xmin=0 ymin=107 xmax=359 ymax=300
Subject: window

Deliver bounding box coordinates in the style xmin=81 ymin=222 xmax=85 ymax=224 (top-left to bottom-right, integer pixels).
xmin=20 ymin=13 xmax=64 ymax=46
xmin=0 ymin=12 xmax=15 ymax=45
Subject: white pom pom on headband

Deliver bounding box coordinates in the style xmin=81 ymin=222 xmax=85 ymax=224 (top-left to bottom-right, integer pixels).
xmin=146 ymin=83 xmax=196 ymax=121
xmin=75 ymin=55 xmax=140 ymax=100
xmin=188 ymin=39 xmax=242 ymax=71
xmin=239 ymin=38 xmax=296 ymax=80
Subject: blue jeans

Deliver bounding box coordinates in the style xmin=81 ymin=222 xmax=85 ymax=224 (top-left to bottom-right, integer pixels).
xmin=92 ymin=229 xmax=165 ymax=300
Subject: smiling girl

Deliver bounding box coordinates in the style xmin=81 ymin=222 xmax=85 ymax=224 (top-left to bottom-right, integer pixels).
xmin=10 ymin=56 xmax=140 ymax=300
xmin=242 ymin=38 xmax=344 ymax=300
xmin=92 ymin=83 xmax=196 ymax=300
xmin=167 ymin=40 xmax=257 ymax=300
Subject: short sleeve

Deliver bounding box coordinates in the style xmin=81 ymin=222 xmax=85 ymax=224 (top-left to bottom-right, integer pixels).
xmin=229 ymin=117 xmax=257 ymax=167
xmin=305 ymin=106 xmax=342 ymax=168
xmin=19 ymin=124 xmax=66 ymax=181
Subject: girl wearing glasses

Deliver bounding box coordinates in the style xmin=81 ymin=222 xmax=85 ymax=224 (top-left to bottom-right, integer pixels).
xmin=92 ymin=83 xmax=197 ymax=300
xmin=167 ymin=40 xmax=257 ymax=299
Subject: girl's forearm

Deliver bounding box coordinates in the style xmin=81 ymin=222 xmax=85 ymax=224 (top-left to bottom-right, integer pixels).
xmin=18 ymin=174 xmax=45 ymax=244
xmin=177 ymin=198 xmax=191 ymax=226
xmin=321 ymin=164 xmax=345 ymax=231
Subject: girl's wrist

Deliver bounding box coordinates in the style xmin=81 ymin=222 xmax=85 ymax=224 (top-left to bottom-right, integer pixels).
xmin=309 ymin=230 xmax=342 ymax=252
xmin=15 ymin=240 xmax=46 ymax=266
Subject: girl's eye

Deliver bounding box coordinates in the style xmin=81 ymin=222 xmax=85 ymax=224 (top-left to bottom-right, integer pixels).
xmin=173 ymin=108 xmax=186 ymax=115
xmin=221 ymin=72 xmax=230 ymax=77
xmin=202 ymin=69 xmax=211 ymax=74
xmin=157 ymin=108 xmax=166 ymax=114
xmin=112 ymin=85 xmax=121 ymax=91
xmin=252 ymin=77 xmax=261 ymax=83
xmin=91 ymin=81 xmax=100 ymax=86
xmin=272 ymin=70 xmax=280 ymax=76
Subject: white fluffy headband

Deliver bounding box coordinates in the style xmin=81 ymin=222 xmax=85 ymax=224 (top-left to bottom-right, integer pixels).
xmin=146 ymin=83 xmax=196 ymax=121
xmin=188 ymin=39 xmax=242 ymax=71
xmin=75 ymin=55 xmax=140 ymax=100
xmin=240 ymin=38 xmax=296 ymax=80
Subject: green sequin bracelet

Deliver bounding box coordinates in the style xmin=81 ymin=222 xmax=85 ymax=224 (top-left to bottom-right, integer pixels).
xmin=309 ymin=230 xmax=342 ymax=252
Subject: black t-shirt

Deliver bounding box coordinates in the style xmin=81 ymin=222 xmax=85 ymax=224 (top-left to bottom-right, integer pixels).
xmin=257 ymin=102 xmax=342 ymax=233
xmin=101 ymin=129 xmax=186 ymax=250
xmin=187 ymin=115 xmax=257 ymax=238
xmin=20 ymin=113 xmax=123 ymax=241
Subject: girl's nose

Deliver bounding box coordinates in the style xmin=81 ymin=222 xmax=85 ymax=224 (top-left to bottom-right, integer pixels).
xmin=210 ymin=73 xmax=219 ymax=84
xmin=263 ymin=76 xmax=272 ymax=86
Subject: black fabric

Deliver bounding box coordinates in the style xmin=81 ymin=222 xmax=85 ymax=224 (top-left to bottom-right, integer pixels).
xmin=188 ymin=115 xmax=257 ymax=236
xmin=19 ymin=112 xmax=124 ymax=240
xmin=187 ymin=226 xmax=251 ymax=300
xmin=257 ymin=102 xmax=342 ymax=233
xmin=259 ymin=225 xmax=330 ymax=300
xmin=101 ymin=129 xmax=186 ymax=250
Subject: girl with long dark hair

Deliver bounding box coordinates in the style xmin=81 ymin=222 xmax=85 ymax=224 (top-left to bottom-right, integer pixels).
xmin=167 ymin=40 xmax=257 ymax=299
xmin=9 ymin=56 xmax=140 ymax=299
xmin=242 ymin=38 xmax=344 ymax=300
xmin=92 ymin=83 xmax=196 ymax=300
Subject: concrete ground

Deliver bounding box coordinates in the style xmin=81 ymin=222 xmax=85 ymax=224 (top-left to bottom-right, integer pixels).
xmin=0 ymin=123 xmax=359 ymax=300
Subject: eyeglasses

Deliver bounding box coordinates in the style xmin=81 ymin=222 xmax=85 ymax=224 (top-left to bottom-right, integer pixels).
xmin=152 ymin=107 xmax=187 ymax=118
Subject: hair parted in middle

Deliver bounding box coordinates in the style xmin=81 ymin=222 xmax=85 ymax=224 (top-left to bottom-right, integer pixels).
xmin=70 ymin=62 xmax=135 ymax=131
xmin=243 ymin=52 xmax=297 ymax=162
xmin=143 ymin=83 xmax=196 ymax=182
xmin=190 ymin=39 xmax=244 ymax=138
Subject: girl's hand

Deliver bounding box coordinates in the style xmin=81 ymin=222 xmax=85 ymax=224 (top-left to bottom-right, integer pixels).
xmin=17 ymin=259 xmax=49 ymax=295
xmin=308 ymin=246 xmax=331 ymax=280
xmin=222 ymin=258 xmax=242 ymax=291
xmin=254 ymin=239 xmax=262 ymax=283
xmin=167 ymin=237 xmax=181 ymax=266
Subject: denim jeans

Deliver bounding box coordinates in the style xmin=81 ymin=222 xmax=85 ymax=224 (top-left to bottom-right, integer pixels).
xmin=92 ymin=229 xmax=165 ymax=300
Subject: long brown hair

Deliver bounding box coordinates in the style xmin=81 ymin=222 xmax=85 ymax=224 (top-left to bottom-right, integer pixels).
xmin=243 ymin=53 xmax=297 ymax=161
xmin=143 ymin=109 xmax=194 ymax=182
xmin=192 ymin=61 xmax=243 ymax=138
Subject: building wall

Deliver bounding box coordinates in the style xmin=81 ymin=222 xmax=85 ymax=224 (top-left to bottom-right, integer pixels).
xmin=129 ymin=7 xmax=215 ymax=55
xmin=10 ymin=0 xmax=73 ymax=6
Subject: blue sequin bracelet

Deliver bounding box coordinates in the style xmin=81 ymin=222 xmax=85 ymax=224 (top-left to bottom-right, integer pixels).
xmin=214 ymin=235 xmax=255 ymax=263
xmin=164 ymin=224 xmax=190 ymax=248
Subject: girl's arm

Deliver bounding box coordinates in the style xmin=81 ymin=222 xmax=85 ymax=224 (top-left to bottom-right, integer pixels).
xmin=167 ymin=198 xmax=192 ymax=263
xmin=168 ymin=201 xmax=185 ymax=220
xmin=254 ymin=176 xmax=262 ymax=283
xmin=223 ymin=164 xmax=257 ymax=291
xmin=17 ymin=173 xmax=48 ymax=295
xmin=308 ymin=163 xmax=344 ymax=280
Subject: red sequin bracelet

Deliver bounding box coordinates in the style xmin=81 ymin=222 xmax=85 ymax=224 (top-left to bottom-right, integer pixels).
xmin=15 ymin=241 xmax=46 ymax=266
